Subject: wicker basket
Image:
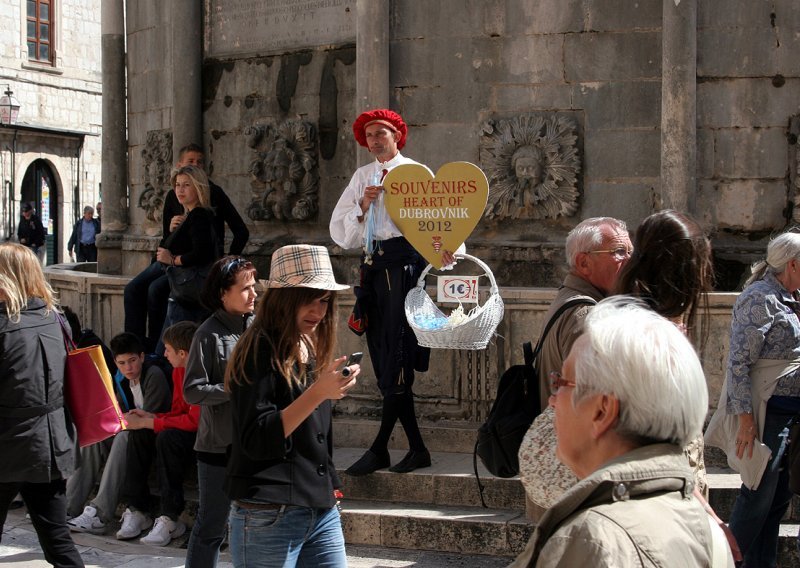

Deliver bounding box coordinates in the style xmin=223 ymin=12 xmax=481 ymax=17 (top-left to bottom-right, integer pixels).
xmin=404 ymin=253 xmax=504 ymax=350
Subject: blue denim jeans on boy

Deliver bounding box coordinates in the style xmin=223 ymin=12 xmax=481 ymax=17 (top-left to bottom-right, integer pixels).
xmin=728 ymin=408 xmax=794 ymax=568
xmin=228 ymin=503 xmax=346 ymax=568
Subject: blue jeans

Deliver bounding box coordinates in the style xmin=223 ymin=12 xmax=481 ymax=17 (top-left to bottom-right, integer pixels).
xmin=228 ymin=503 xmax=346 ymax=568
xmin=186 ymin=461 xmax=230 ymax=568
xmin=728 ymin=408 xmax=795 ymax=568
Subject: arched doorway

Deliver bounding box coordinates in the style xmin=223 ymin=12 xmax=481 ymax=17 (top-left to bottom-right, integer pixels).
xmin=21 ymin=160 xmax=59 ymax=265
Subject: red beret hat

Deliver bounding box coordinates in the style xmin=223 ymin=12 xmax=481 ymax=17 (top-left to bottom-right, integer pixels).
xmin=352 ymin=109 xmax=408 ymax=150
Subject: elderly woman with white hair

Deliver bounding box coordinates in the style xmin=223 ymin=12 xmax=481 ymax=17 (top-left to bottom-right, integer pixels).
xmin=511 ymin=297 xmax=733 ymax=568
xmin=708 ymin=232 xmax=800 ymax=568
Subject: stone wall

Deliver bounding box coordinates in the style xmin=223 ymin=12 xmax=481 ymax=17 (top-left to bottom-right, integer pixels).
xmin=46 ymin=265 xmax=738 ymax=422
xmin=120 ymin=0 xmax=800 ymax=288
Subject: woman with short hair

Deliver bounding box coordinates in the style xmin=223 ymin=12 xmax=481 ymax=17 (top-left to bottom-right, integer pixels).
xmin=0 ymin=243 xmax=84 ymax=567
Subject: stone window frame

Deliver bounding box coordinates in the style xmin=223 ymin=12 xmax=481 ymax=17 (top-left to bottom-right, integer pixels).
xmin=24 ymin=0 xmax=57 ymax=67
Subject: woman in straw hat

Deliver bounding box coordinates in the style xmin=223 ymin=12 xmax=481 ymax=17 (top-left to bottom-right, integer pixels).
xmin=224 ymin=244 xmax=357 ymax=567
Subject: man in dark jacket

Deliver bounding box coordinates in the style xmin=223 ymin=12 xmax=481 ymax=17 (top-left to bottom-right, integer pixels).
xmin=67 ymin=206 xmax=101 ymax=262
xmin=17 ymin=203 xmax=46 ymax=257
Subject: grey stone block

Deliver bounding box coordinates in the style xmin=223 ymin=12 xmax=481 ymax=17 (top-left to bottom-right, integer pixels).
xmin=697 ymin=128 xmax=715 ymax=179
xmin=584 ymin=129 xmax=661 ymax=178
xmin=404 ymin=124 xmax=480 ymax=170
xmin=587 ymin=0 xmax=662 ymax=31
xmin=505 ymin=0 xmax=585 ymax=35
xmin=581 ymin=182 xmax=656 ymax=227
xmin=572 ymin=80 xmax=661 ymax=130
xmin=565 ymin=31 xmax=662 ymax=82
xmin=498 ymin=35 xmax=564 ymax=84
xmin=391 ymin=0 xmax=486 ymax=40
xmin=392 ymin=37 xmax=497 ymax=89
xmin=696 ymin=180 xmax=787 ymax=231
xmin=713 ymin=127 xmax=788 ymax=179
xmin=698 ymin=78 xmax=800 ymax=128
xmin=698 ymin=27 xmax=800 ymax=78
xmin=698 ymin=0 xmax=796 ymax=29
xmin=398 ymin=85 xmax=490 ymax=124
xmin=494 ymin=84 xmax=574 ymax=113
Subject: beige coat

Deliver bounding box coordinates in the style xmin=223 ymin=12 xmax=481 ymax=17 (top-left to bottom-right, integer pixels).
xmin=510 ymin=445 xmax=732 ymax=568
xmin=536 ymin=273 xmax=603 ymax=410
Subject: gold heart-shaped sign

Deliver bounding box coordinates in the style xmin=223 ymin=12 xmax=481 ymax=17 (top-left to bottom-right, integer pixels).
xmin=383 ymin=162 xmax=489 ymax=269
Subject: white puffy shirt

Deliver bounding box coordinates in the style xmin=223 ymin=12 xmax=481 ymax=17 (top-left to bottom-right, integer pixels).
xmin=329 ymin=152 xmax=424 ymax=250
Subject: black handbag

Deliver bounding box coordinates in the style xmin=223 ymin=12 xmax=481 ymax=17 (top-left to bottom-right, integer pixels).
xmin=166 ymin=264 xmax=211 ymax=307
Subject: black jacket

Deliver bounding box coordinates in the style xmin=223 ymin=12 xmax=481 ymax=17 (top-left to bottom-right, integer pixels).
xmin=226 ymin=334 xmax=341 ymax=508
xmin=162 ymin=181 xmax=249 ymax=256
xmin=160 ymin=207 xmax=218 ymax=267
xmin=17 ymin=214 xmax=46 ymax=248
xmin=0 ymin=300 xmax=76 ymax=483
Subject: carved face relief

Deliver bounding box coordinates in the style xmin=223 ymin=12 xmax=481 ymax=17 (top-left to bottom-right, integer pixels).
xmin=480 ymin=114 xmax=581 ymax=220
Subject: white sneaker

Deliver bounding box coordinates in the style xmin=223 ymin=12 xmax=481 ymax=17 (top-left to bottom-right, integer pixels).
xmin=140 ymin=515 xmax=186 ymax=546
xmin=67 ymin=505 xmax=106 ymax=535
xmin=116 ymin=508 xmax=153 ymax=540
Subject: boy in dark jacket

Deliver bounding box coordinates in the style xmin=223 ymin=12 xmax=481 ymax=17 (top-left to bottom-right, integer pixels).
xmin=119 ymin=322 xmax=200 ymax=546
xmin=66 ymin=333 xmax=170 ymax=535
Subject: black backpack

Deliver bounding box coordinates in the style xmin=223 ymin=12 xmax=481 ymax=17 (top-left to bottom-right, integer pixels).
xmin=473 ymin=296 xmax=596 ymax=505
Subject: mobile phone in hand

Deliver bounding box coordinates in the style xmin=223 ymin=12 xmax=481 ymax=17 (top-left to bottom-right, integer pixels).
xmin=341 ymin=352 xmax=363 ymax=377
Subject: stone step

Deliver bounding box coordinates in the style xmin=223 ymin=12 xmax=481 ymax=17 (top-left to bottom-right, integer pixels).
xmin=340 ymin=500 xmax=532 ymax=558
xmin=333 ymin=417 xmax=479 ymax=454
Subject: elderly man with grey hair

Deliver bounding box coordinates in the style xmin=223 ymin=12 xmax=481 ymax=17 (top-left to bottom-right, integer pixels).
xmin=536 ymin=217 xmax=631 ymax=408
xmin=511 ymin=297 xmax=734 ymax=567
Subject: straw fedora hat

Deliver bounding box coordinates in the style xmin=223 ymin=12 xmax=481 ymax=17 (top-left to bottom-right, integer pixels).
xmin=266 ymin=244 xmax=349 ymax=291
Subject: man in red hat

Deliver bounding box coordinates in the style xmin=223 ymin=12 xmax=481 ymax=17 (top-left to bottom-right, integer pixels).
xmin=330 ymin=109 xmax=440 ymax=475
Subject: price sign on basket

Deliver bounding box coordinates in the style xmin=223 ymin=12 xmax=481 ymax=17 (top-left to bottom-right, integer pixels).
xmin=383 ymin=162 xmax=489 ymax=269
xmin=437 ymin=275 xmax=479 ymax=303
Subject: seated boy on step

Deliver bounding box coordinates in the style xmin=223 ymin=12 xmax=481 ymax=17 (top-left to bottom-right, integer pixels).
xmin=67 ymin=333 xmax=171 ymax=534
xmin=117 ymin=321 xmax=200 ymax=546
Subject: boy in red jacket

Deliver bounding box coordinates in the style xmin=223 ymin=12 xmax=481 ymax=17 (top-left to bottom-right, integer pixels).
xmin=117 ymin=321 xmax=200 ymax=546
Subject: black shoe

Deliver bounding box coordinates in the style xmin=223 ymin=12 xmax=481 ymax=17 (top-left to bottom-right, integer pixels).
xmin=345 ymin=450 xmax=390 ymax=476
xmin=388 ymin=449 xmax=431 ymax=473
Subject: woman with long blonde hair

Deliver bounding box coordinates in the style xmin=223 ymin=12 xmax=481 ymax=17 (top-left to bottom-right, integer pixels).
xmin=224 ymin=245 xmax=358 ymax=567
xmin=0 ymin=243 xmax=84 ymax=567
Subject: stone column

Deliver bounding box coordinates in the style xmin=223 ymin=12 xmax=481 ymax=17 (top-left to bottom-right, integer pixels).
xmin=661 ymin=0 xmax=697 ymax=213
xmin=172 ymin=0 xmax=203 ymax=158
xmin=355 ymin=0 xmax=390 ymax=164
xmin=97 ymin=0 xmax=127 ymax=274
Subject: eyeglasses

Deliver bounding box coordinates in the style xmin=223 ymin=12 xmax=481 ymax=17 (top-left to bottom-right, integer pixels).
xmin=586 ymin=247 xmax=633 ymax=261
xmin=548 ymin=370 xmax=576 ymax=396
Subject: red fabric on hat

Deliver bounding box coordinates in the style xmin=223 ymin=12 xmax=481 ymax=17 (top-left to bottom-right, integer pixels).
xmin=353 ymin=109 xmax=408 ymax=150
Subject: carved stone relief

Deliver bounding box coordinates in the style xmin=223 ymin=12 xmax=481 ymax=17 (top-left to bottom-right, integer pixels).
xmin=138 ymin=130 xmax=173 ymax=224
xmin=245 ymin=121 xmax=319 ymax=221
xmin=479 ymin=114 xmax=581 ymax=220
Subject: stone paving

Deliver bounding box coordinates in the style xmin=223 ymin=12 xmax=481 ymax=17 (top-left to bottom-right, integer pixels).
xmin=1 ymin=506 xmax=510 ymax=568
